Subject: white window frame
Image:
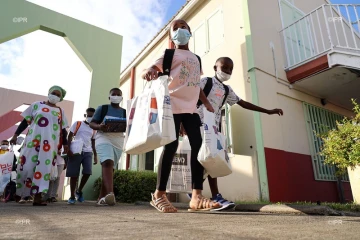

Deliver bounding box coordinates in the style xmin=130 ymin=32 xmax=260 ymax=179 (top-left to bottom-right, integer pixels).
xmin=192 ymin=6 xmax=225 ymax=57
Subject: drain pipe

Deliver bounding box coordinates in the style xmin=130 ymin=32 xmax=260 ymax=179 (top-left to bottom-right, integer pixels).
xmin=126 ymin=67 xmax=136 ymax=170
xmin=269 ymin=41 xmax=293 ymax=89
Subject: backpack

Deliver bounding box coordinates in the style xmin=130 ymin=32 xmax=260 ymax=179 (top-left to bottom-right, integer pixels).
xmin=196 ymin=77 xmax=229 ymax=108
xmin=3 ymin=180 xmax=16 ymax=202
xmin=162 ymin=49 xmax=202 ymax=76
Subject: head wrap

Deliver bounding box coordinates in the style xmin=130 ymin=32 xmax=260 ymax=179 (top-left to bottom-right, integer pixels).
xmin=48 ymin=85 xmax=66 ymax=101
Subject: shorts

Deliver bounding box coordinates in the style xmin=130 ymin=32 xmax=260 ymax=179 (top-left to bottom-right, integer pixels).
xmin=66 ymin=152 xmax=93 ymax=177
xmin=96 ymin=143 xmax=122 ymax=169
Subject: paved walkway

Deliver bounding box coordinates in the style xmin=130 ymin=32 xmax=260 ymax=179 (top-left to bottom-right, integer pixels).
xmin=0 ymin=201 xmax=359 ymax=240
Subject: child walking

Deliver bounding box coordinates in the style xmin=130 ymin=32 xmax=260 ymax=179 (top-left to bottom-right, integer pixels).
xmin=187 ymin=57 xmax=283 ymax=210
xmin=90 ymin=88 xmax=126 ymax=206
xmin=142 ymin=19 xmax=220 ymax=213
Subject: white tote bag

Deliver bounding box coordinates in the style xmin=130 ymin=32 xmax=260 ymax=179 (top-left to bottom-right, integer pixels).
xmin=198 ymin=109 xmax=232 ymax=178
xmin=166 ymin=136 xmax=192 ymax=193
xmin=0 ymin=151 xmax=15 ymax=193
xmin=124 ymin=76 xmax=176 ymax=154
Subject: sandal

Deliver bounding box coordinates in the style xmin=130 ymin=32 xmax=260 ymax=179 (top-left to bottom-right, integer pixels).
xmin=188 ymin=196 xmax=221 ymax=212
xmin=150 ymin=193 xmax=177 ymax=213
xmin=96 ymin=197 xmax=108 ymax=206
xmin=51 ymin=197 xmax=57 ymax=202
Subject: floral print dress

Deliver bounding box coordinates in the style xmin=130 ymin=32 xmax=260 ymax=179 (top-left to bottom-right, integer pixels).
xmin=16 ymin=101 xmax=68 ymax=197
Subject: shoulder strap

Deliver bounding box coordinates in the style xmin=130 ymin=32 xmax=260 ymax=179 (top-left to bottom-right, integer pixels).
xmin=195 ymin=54 xmax=202 ymax=73
xmin=221 ymin=84 xmax=230 ymax=107
xmin=197 ymin=77 xmax=213 ymax=107
xmin=73 ymin=121 xmax=82 ymax=136
xmin=162 ymin=49 xmax=175 ymax=76
xmin=100 ymin=105 xmax=109 ymax=123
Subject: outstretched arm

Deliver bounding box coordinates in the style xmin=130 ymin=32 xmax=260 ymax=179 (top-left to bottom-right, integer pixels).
xmin=237 ymin=100 xmax=283 ymax=115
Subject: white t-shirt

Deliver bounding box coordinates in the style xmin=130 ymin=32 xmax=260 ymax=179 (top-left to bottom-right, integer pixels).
xmin=197 ymin=77 xmax=241 ymax=130
xmin=69 ymin=121 xmax=95 ymax=152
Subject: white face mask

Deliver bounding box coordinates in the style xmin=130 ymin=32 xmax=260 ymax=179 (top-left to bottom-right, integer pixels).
xmin=110 ymin=96 xmax=123 ymax=104
xmin=86 ymin=117 xmax=93 ymax=123
xmin=48 ymin=94 xmax=61 ymax=104
xmin=216 ymin=71 xmax=231 ymax=82
xmin=1 ymin=145 xmax=8 ymax=150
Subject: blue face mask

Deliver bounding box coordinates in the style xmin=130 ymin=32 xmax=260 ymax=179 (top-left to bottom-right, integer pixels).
xmin=171 ymin=28 xmax=191 ymax=46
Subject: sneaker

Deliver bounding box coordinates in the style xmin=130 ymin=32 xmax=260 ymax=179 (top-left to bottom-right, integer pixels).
xmin=211 ymin=194 xmax=235 ymax=211
xmin=104 ymin=192 xmax=116 ymax=206
xmin=186 ymin=193 xmax=192 ymax=200
xmin=67 ymin=197 xmax=76 ymax=205
xmin=76 ymin=191 xmax=84 ymax=202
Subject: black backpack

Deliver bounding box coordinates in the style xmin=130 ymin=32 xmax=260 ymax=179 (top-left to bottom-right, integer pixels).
xmin=162 ymin=49 xmax=202 ymax=76
xmin=3 ymin=180 xmax=16 ymax=202
xmin=196 ymin=77 xmax=229 ymax=108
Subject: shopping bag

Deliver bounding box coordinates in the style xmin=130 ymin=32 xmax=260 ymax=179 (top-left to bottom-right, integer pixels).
xmin=124 ymin=76 xmax=176 ymax=154
xmin=0 ymin=151 xmax=15 ymax=193
xmin=50 ymin=162 xmax=58 ymax=181
xmin=166 ymin=136 xmax=192 ymax=193
xmin=198 ymin=109 xmax=232 ymax=178
xmin=70 ymin=139 xmax=83 ymax=155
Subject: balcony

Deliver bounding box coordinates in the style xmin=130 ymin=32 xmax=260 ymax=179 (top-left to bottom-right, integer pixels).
xmin=280 ymin=4 xmax=360 ymax=109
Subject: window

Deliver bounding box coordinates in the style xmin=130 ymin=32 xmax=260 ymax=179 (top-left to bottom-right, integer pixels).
xmin=192 ymin=8 xmax=224 ymax=57
xmin=279 ymin=0 xmax=315 ymax=67
xmin=145 ymin=150 xmax=155 ymax=171
xmin=130 ymin=155 xmax=139 ymax=171
xmin=303 ymin=103 xmax=349 ymax=181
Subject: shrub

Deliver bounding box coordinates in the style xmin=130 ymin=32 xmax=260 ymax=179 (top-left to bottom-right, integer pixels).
xmin=319 ymin=99 xmax=360 ymax=176
xmin=93 ymin=170 xmax=157 ymax=203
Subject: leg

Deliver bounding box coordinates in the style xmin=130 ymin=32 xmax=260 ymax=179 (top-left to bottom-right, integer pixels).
xmin=182 ymin=114 xmax=220 ymax=210
xmin=78 ymin=152 xmax=93 ymax=193
xmin=208 ymin=176 xmax=219 ymax=198
xmin=65 ymin=154 xmax=81 ymax=202
xmin=50 ymin=165 xmax=63 ymax=200
xmin=155 ymin=114 xmax=181 ymax=198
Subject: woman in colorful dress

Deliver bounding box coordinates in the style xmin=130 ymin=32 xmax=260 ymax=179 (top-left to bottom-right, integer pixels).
xmin=10 ymin=86 xmax=69 ymax=206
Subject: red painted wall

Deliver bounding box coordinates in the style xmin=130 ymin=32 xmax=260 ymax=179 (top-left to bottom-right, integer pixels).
xmin=265 ymin=148 xmax=353 ymax=203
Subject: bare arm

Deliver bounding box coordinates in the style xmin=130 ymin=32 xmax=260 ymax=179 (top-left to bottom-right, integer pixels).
xmin=141 ymin=65 xmax=161 ymax=81
xmin=199 ymin=89 xmax=215 ymax=113
xmin=237 ymin=100 xmax=283 ymax=115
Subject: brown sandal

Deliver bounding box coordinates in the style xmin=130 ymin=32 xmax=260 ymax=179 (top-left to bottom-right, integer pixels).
xmin=188 ymin=197 xmax=221 ymax=212
xmin=150 ymin=193 xmax=177 ymax=213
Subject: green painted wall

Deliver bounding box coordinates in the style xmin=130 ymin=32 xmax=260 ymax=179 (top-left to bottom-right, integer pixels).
xmin=0 ymin=0 xmax=123 ymax=200
xmin=242 ymin=0 xmax=269 ymax=201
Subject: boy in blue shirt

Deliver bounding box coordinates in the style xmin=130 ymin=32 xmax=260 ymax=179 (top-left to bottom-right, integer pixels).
xmin=90 ymin=88 xmax=126 ymax=206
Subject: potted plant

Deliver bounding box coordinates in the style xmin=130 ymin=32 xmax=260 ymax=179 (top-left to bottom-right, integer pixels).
xmin=319 ymin=99 xmax=360 ymax=204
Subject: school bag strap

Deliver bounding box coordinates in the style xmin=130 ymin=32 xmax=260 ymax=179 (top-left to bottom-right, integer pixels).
xmin=162 ymin=49 xmax=202 ymax=76
xmin=73 ymin=121 xmax=82 ymax=136
xmin=197 ymin=77 xmax=230 ymax=108
xmin=100 ymin=104 xmax=109 ymax=123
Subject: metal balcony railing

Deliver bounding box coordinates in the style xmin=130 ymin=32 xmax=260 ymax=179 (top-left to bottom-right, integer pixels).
xmin=280 ymin=4 xmax=360 ymax=70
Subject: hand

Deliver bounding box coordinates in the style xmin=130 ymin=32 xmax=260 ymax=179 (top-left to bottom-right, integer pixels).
xmin=179 ymin=124 xmax=187 ymax=137
xmin=143 ymin=68 xmax=159 ymax=81
xmin=63 ymin=145 xmax=69 ymax=154
xmin=99 ymin=123 xmax=108 ymax=132
xmin=10 ymin=135 xmax=18 ymax=145
xmin=67 ymin=150 xmax=74 ymax=157
xmin=204 ymin=102 xmax=215 ymax=113
xmin=94 ymin=155 xmax=98 ymax=165
xmin=268 ymin=109 xmax=283 ymax=116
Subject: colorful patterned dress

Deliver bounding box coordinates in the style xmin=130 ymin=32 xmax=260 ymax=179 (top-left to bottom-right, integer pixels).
xmin=16 ymin=101 xmax=68 ymax=197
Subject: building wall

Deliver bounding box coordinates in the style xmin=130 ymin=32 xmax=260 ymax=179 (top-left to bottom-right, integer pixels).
xmin=248 ymin=0 xmax=353 ymax=202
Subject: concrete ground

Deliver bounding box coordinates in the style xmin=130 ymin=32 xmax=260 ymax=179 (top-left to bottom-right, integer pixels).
xmin=0 ymin=201 xmax=359 ymax=240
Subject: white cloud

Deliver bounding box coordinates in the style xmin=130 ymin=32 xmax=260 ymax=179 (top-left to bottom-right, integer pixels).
xmin=0 ymin=0 xmax=172 ymax=124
